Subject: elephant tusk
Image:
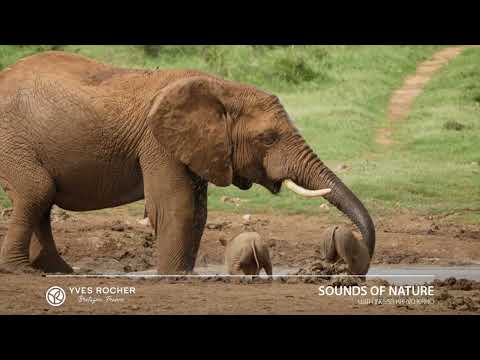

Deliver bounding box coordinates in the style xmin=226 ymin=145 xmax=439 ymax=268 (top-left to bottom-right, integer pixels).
xmin=283 ymin=179 xmax=331 ymax=198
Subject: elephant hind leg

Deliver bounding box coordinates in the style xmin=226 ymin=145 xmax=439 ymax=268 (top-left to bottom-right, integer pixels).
xmin=30 ymin=209 xmax=73 ymax=273
xmin=0 ymin=165 xmax=57 ymax=272
xmin=263 ymin=257 xmax=273 ymax=276
xmin=239 ymin=249 xmax=258 ymax=275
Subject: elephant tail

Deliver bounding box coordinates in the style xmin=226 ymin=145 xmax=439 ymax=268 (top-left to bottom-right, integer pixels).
xmin=323 ymin=225 xmax=339 ymax=262
xmin=250 ymin=238 xmax=260 ymax=273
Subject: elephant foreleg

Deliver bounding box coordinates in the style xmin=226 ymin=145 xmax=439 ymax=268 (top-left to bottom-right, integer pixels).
xmin=143 ymin=162 xmax=203 ymax=274
xmin=191 ymin=175 xmax=208 ymax=266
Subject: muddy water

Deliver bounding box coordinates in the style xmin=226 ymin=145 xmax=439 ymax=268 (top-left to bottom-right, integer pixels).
xmin=118 ymin=264 xmax=480 ymax=285
xmin=368 ymin=265 xmax=480 ymax=285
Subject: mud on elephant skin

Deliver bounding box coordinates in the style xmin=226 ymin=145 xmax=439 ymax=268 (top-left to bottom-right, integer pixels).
xmin=0 ymin=51 xmax=375 ymax=274
xmin=219 ymin=232 xmax=272 ymax=275
xmin=318 ymin=225 xmax=371 ymax=275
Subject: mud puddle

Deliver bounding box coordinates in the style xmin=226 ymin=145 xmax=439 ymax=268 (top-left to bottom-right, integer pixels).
xmin=72 ymin=264 xmax=480 ymax=285
xmin=368 ymin=265 xmax=480 ymax=285
xmin=194 ymin=264 xmax=480 ymax=285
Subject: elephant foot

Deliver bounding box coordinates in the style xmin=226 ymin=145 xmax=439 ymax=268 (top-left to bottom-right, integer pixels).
xmin=0 ymin=259 xmax=42 ymax=274
xmin=31 ymin=252 xmax=74 ymax=274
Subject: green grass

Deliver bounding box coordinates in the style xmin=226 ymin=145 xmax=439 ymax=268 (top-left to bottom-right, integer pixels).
xmin=383 ymin=46 xmax=480 ymax=222
xmin=204 ymin=45 xmax=446 ymax=216
xmin=4 ymin=45 xmax=477 ymax=223
xmin=305 ymin=46 xmax=480 ymax=223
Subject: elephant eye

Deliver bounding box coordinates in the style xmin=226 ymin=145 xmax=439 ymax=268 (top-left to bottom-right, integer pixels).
xmin=259 ymin=132 xmax=277 ymax=146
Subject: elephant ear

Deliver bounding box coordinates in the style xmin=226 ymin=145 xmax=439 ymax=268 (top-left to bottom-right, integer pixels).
xmin=147 ymin=76 xmax=233 ymax=186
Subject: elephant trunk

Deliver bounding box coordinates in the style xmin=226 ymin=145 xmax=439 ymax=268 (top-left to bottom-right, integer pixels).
xmin=285 ymin=138 xmax=375 ymax=272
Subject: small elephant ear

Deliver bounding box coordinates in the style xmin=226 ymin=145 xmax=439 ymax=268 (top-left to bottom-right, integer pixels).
xmin=147 ymin=76 xmax=233 ymax=186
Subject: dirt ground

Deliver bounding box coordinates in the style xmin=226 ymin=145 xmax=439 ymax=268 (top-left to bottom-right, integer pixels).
xmin=1 ymin=206 xmax=479 ymax=315
xmin=2 ymin=47 xmax=480 ymax=315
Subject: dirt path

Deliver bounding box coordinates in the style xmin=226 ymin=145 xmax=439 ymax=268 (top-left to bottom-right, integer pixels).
xmin=376 ymin=46 xmax=466 ymax=146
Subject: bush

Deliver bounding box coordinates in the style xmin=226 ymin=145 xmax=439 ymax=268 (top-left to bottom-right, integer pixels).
xmin=443 ymin=120 xmax=466 ymax=131
xmin=143 ymin=45 xmax=200 ymax=59
xmin=143 ymin=45 xmax=161 ymax=57
xmin=473 ymin=94 xmax=480 ymax=104
xmin=273 ymin=56 xmax=318 ymax=84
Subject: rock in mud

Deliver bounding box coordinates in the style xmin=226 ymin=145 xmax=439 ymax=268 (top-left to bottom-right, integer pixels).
xmin=111 ymin=224 xmax=126 ymax=232
xmin=242 ymin=214 xmax=251 ymax=222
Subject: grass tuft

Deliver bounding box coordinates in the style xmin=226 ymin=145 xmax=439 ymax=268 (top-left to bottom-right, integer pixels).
xmin=443 ymin=120 xmax=466 ymax=131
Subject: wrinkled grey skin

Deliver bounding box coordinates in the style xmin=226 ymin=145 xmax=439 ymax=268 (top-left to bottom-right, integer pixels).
xmin=219 ymin=232 xmax=273 ymax=275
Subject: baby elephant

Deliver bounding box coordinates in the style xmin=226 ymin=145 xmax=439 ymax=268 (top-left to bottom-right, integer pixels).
xmin=319 ymin=225 xmax=370 ymax=275
xmin=219 ymin=232 xmax=273 ymax=275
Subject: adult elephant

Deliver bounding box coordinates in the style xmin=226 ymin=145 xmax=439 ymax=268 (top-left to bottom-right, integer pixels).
xmin=0 ymin=51 xmax=375 ymax=275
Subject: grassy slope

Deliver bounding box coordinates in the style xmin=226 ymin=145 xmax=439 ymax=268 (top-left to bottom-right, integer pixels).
xmin=5 ymin=45 xmax=471 ymax=221
xmin=206 ymin=46 xmax=445 ymax=216
xmin=386 ymin=47 xmax=480 ymax=222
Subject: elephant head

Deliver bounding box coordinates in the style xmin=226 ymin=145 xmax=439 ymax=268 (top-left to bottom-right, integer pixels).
xmin=147 ymin=75 xmax=375 ymax=274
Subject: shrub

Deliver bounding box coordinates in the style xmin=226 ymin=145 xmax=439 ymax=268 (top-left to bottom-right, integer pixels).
xmin=443 ymin=120 xmax=466 ymax=131
xmin=143 ymin=45 xmax=201 ymax=59
xmin=143 ymin=45 xmax=162 ymax=57
xmin=273 ymin=56 xmax=318 ymax=84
